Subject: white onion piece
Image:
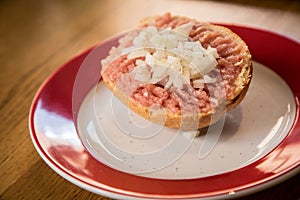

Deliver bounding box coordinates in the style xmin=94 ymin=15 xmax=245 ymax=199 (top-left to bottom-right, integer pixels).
xmin=189 ymin=67 xmax=201 ymax=79
xmin=149 ymin=65 xmax=168 ymax=84
xmin=204 ymin=75 xmax=217 ymax=83
xmin=132 ymin=65 xmax=151 ymax=82
xmin=127 ymin=49 xmax=148 ymax=59
xmin=193 ymin=79 xmax=205 ymax=88
xmin=135 ymin=59 xmax=146 ymax=66
xmin=207 ymin=45 xmax=219 ymax=58
xmin=145 ymin=53 xmax=155 ymax=67
xmin=174 ymin=22 xmax=194 ymax=36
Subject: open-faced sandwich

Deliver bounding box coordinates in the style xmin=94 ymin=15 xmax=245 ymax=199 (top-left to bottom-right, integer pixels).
xmin=101 ymin=13 xmax=252 ymax=130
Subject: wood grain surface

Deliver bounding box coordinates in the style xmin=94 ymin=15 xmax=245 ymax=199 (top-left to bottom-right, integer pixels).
xmin=1 ymin=0 xmax=299 ymax=199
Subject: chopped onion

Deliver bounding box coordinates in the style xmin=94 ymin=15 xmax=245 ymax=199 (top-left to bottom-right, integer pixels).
xmin=145 ymin=53 xmax=155 ymax=67
xmin=125 ymin=24 xmax=219 ymax=89
xmin=204 ymin=75 xmax=217 ymax=83
xmin=127 ymin=49 xmax=148 ymax=59
xmin=132 ymin=65 xmax=151 ymax=82
xmin=149 ymin=65 xmax=168 ymax=84
xmin=174 ymin=22 xmax=194 ymax=36
xmin=193 ymin=79 xmax=205 ymax=88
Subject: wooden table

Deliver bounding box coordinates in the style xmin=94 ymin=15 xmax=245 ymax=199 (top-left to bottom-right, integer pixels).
xmin=1 ymin=0 xmax=299 ymax=199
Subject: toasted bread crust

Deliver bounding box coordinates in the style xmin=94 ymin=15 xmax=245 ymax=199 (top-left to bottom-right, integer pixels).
xmin=102 ymin=14 xmax=252 ymax=130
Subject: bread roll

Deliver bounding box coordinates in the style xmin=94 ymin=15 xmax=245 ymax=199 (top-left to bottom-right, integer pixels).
xmin=101 ymin=13 xmax=252 ymax=130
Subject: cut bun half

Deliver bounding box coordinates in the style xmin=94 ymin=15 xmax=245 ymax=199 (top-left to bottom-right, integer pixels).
xmin=101 ymin=13 xmax=252 ymax=130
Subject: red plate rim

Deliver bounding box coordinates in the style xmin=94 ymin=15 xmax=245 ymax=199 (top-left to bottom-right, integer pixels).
xmin=29 ymin=24 xmax=300 ymax=199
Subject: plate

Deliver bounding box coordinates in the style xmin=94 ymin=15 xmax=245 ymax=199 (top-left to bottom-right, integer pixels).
xmin=29 ymin=24 xmax=300 ymax=199
xmin=77 ymin=60 xmax=296 ymax=180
